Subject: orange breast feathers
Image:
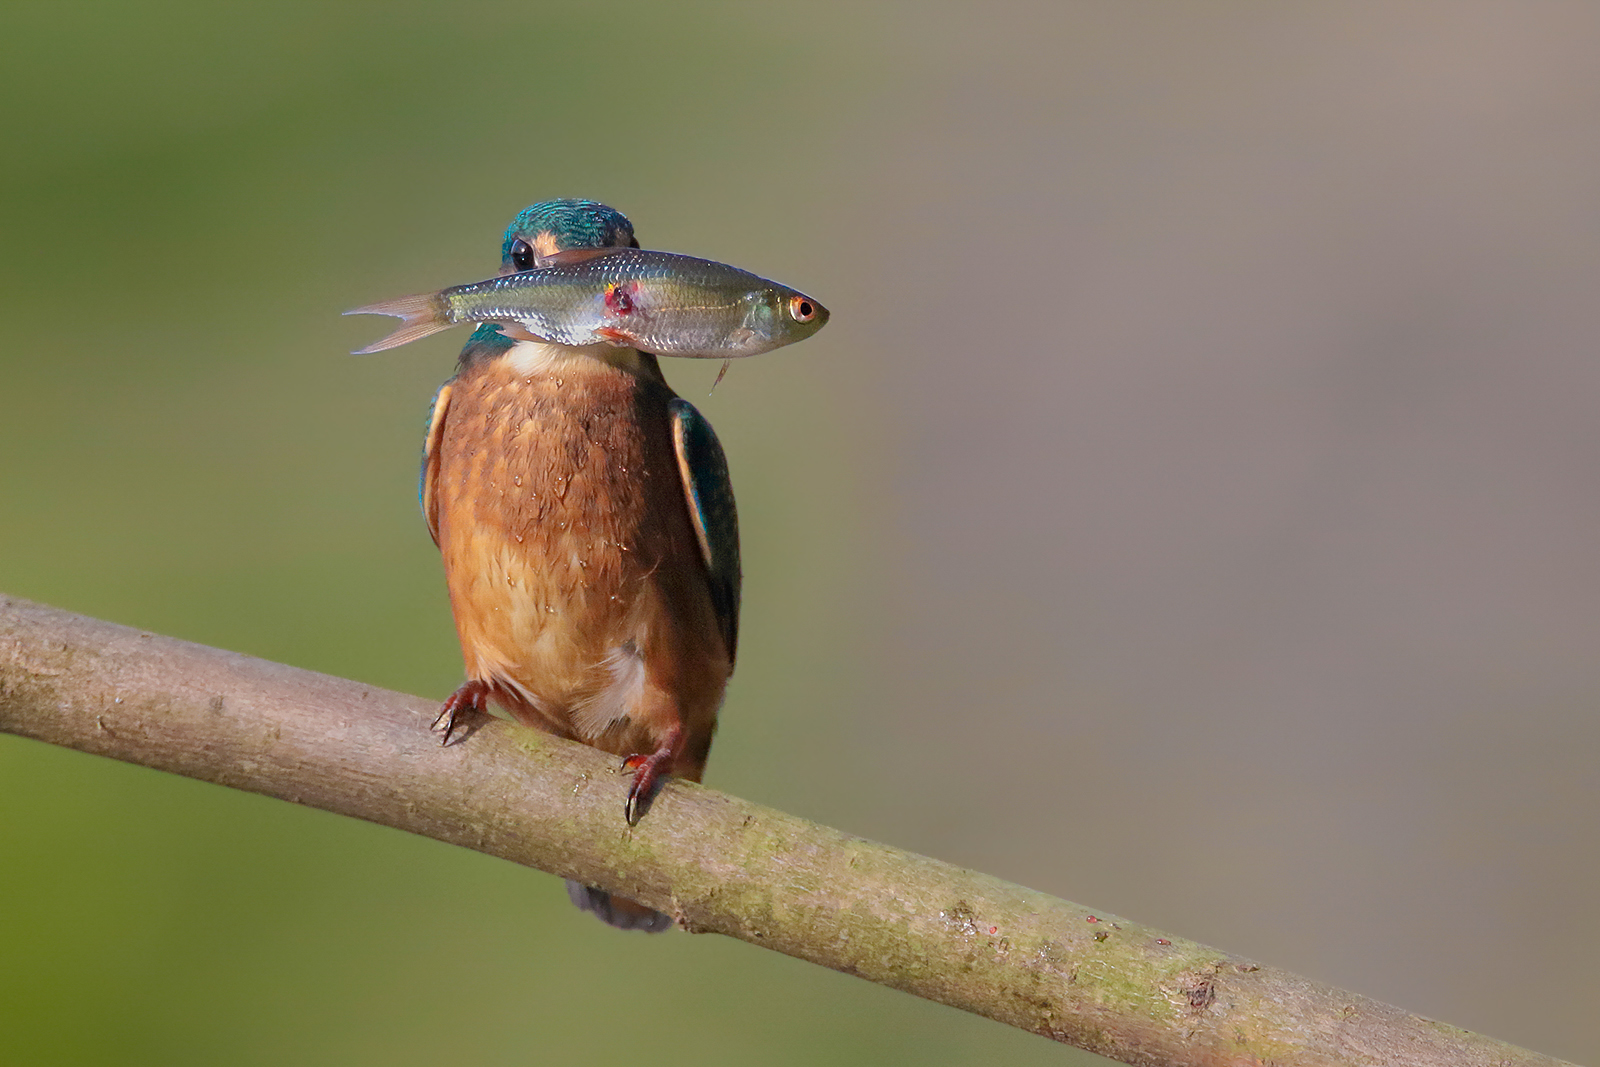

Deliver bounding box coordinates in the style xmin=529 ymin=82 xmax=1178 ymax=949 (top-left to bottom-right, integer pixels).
xmin=424 ymin=345 xmax=730 ymax=777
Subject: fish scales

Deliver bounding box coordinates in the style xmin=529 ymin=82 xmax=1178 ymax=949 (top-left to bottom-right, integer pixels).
xmin=347 ymin=247 xmax=827 ymax=358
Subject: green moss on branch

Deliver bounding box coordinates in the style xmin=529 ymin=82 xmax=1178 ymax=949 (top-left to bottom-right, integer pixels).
xmin=0 ymin=595 xmax=1573 ymax=1067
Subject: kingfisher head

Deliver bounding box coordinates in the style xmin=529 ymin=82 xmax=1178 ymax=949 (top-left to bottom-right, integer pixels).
xmin=458 ymin=200 xmax=641 ymax=363
xmin=500 ymin=199 xmax=638 ymax=275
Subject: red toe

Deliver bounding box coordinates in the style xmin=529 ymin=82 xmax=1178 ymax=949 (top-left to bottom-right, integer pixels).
xmin=433 ymin=680 xmax=491 ymax=746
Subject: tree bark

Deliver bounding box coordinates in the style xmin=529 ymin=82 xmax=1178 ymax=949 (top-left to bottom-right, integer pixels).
xmin=0 ymin=594 xmax=1573 ymax=1067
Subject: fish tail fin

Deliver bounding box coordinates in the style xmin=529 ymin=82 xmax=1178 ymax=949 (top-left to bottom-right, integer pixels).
xmin=343 ymin=292 xmax=452 ymax=353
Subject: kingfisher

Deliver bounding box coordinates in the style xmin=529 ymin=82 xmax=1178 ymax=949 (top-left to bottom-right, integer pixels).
xmin=419 ymin=199 xmax=739 ymax=932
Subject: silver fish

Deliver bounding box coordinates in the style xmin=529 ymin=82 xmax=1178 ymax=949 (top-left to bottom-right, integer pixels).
xmin=346 ymin=247 xmax=827 ymax=357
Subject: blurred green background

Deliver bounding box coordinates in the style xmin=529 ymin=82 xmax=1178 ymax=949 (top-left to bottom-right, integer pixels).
xmin=3 ymin=3 xmax=1598 ymax=1065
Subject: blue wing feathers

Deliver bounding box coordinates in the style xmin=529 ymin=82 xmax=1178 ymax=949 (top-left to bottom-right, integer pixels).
xmin=420 ymin=327 xmax=512 ymax=544
xmin=669 ymin=398 xmax=741 ymax=664
xmin=419 ymin=380 xmax=453 ymax=546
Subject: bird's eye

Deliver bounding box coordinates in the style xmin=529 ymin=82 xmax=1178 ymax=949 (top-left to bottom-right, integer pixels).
xmin=788 ymin=296 xmax=817 ymax=322
xmin=510 ymin=238 xmax=536 ymax=271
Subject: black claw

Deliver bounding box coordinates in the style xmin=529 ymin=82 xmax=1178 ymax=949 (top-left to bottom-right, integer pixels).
xmin=432 ymin=707 xmax=460 ymax=745
xmin=623 ymin=770 xmax=667 ymax=826
xmin=432 ymin=683 xmax=490 ymax=747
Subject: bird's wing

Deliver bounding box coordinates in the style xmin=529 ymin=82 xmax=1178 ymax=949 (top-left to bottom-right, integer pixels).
xmin=669 ymin=398 xmax=741 ymax=665
xmin=420 ymin=379 xmax=453 ymax=547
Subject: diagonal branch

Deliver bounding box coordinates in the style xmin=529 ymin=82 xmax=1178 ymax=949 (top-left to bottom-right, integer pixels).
xmin=0 ymin=594 xmax=1572 ymax=1067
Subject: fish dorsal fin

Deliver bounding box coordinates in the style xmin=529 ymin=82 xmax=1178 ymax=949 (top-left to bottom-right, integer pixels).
xmin=535 ymin=246 xmax=632 ymax=268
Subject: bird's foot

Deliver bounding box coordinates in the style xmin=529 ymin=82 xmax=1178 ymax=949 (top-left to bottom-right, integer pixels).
xmin=621 ymin=725 xmax=683 ymax=826
xmin=433 ymin=680 xmax=492 ymax=746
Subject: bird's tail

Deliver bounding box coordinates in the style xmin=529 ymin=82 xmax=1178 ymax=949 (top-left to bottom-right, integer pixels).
xmin=343 ymin=291 xmax=454 ymax=353
xmin=565 ymin=880 xmax=673 ymax=933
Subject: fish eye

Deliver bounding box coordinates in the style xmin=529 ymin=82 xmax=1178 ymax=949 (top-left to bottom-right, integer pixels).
xmin=788 ymin=296 xmax=817 ymax=322
xmin=509 ymin=238 xmax=536 ymax=271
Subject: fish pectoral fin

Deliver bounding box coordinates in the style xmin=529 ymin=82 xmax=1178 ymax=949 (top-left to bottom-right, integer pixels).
xmin=344 ymin=292 xmax=451 ymax=353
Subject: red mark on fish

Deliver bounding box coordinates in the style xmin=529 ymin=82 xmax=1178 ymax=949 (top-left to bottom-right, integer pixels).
xmin=605 ymin=282 xmax=635 ymax=314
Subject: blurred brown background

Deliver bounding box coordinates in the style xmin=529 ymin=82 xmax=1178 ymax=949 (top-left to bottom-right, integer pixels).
xmin=1 ymin=4 xmax=1595 ymax=1065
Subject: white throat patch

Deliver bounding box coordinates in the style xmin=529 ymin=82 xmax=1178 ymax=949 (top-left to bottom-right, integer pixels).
xmin=504 ymin=338 xmax=644 ymax=377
